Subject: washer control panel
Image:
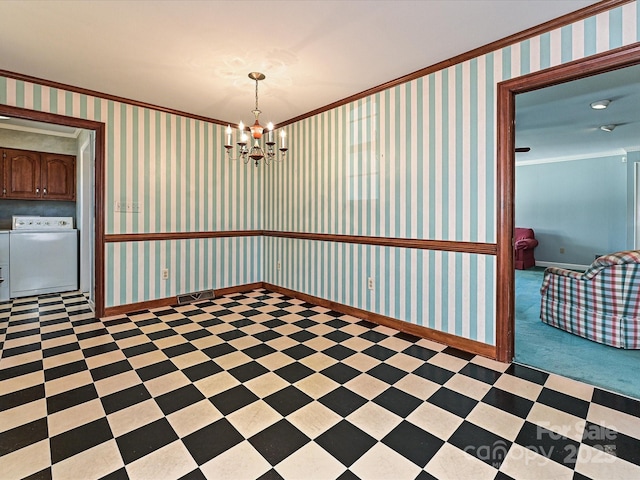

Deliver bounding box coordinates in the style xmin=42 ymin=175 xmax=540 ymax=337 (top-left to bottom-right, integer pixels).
xmin=12 ymin=216 xmax=74 ymax=230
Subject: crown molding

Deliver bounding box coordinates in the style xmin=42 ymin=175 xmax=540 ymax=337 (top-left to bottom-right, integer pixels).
xmin=516 ymin=148 xmax=629 ymax=166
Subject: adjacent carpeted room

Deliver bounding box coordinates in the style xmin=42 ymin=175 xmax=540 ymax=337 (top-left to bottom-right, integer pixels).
xmin=515 ymin=266 xmax=640 ymax=401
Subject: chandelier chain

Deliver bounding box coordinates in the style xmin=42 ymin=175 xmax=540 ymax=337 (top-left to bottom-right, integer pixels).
xmin=254 ymin=78 xmax=260 ymax=113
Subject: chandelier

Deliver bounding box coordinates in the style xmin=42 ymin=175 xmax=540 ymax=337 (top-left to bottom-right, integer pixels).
xmin=224 ymin=72 xmax=288 ymax=166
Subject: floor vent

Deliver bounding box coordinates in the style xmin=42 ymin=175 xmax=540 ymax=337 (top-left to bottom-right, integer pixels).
xmin=177 ymin=289 xmax=215 ymax=305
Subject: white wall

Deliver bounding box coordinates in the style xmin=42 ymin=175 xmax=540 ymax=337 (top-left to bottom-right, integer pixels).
xmin=516 ymin=154 xmax=628 ymax=266
xmin=0 ymin=128 xmax=77 ymax=154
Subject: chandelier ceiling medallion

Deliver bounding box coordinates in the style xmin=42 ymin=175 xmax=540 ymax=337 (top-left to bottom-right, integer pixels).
xmin=224 ymin=72 xmax=288 ymax=166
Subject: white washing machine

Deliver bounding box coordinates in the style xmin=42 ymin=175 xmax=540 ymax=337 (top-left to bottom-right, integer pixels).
xmin=10 ymin=216 xmax=78 ymax=298
xmin=0 ymin=231 xmax=9 ymax=301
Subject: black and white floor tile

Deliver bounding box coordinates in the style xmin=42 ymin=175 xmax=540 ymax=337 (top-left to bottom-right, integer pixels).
xmin=1 ymin=289 xmax=639 ymax=479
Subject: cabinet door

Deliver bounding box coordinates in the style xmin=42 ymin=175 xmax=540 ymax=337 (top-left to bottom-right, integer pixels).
xmin=41 ymin=153 xmax=76 ymax=200
xmin=4 ymin=149 xmax=41 ymax=198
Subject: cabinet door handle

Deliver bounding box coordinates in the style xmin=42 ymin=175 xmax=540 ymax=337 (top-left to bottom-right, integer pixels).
xmin=36 ymin=187 xmax=40 ymax=194
xmin=43 ymin=188 xmax=47 ymax=196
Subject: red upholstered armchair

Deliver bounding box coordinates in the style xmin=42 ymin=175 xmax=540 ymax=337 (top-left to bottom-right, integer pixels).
xmin=514 ymin=228 xmax=538 ymax=270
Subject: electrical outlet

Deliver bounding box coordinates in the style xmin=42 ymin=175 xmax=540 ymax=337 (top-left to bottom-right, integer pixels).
xmin=115 ymin=201 xmax=122 ymax=212
xmin=131 ymin=202 xmax=141 ymax=213
xmin=277 ymin=260 xmax=281 ymax=271
xmin=161 ymin=268 xmax=169 ymax=280
xmin=367 ymin=277 xmax=374 ymax=291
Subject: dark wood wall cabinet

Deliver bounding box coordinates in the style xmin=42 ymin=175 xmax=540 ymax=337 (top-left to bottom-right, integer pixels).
xmin=1 ymin=148 xmax=76 ymax=201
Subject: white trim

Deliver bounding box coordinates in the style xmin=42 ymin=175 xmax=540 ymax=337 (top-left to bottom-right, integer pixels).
xmin=516 ymin=149 xmax=627 ymax=167
xmin=635 ymin=162 xmax=639 ymax=250
xmin=536 ymin=261 xmax=589 ymax=271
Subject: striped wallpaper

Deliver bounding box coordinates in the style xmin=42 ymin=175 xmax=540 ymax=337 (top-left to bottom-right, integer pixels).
xmin=263 ymin=237 xmax=495 ymax=343
xmin=106 ymin=236 xmax=262 ymax=308
xmin=0 ymin=2 xmax=638 ymax=344
xmin=0 ymin=84 xmax=263 ymax=234
xmin=0 ymin=82 xmax=263 ymax=308
xmin=263 ymin=1 xmax=639 ymax=345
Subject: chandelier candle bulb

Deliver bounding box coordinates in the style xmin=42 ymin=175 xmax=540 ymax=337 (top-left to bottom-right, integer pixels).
xmin=225 ymin=125 xmax=232 ymax=147
xmin=280 ymin=130 xmax=286 ymax=149
xmin=267 ymin=122 xmax=274 ymax=144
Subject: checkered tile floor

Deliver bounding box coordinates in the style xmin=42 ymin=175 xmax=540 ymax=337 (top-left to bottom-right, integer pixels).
xmin=1 ymin=290 xmax=640 ymax=479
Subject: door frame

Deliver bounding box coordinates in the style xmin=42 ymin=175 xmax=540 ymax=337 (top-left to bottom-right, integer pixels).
xmin=78 ymin=134 xmax=95 ymax=304
xmin=0 ymin=104 xmax=106 ymax=317
xmin=496 ymin=43 xmax=640 ymax=362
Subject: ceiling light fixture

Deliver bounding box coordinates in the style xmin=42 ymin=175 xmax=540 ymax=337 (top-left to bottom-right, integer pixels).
xmin=590 ymin=99 xmax=611 ymax=110
xmin=224 ymin=72 xmax=288 ymax=166
xmin=600 ymin=124 xmax=617 ymax=132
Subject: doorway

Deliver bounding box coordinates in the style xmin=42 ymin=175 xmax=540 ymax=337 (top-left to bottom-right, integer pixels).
xmin=511 ymin=62 xmax=640 ymax=398
xmin=0 ymin=104 xmax=106 ymax=317
xmin=496 ymin=43 xmax=640 ymax=364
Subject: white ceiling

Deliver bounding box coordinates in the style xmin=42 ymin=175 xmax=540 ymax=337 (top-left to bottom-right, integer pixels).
xmin=1 ymin=0 xmax=636 ymax=162
xmin=0 ymin=0 xmax=599 ymax=125
xmin=516 ymin=64 xmax=640 ymax=162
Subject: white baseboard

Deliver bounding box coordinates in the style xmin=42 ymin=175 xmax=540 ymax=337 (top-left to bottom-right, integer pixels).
xmin=536 ymin=261 xmax=589 ymax=271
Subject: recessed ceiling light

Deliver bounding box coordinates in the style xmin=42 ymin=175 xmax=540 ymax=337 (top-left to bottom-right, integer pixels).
xmin=600 ymin=124 xmax=617 ymax=132
xmin=590 ymin=100 xmax=611 ymax=110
